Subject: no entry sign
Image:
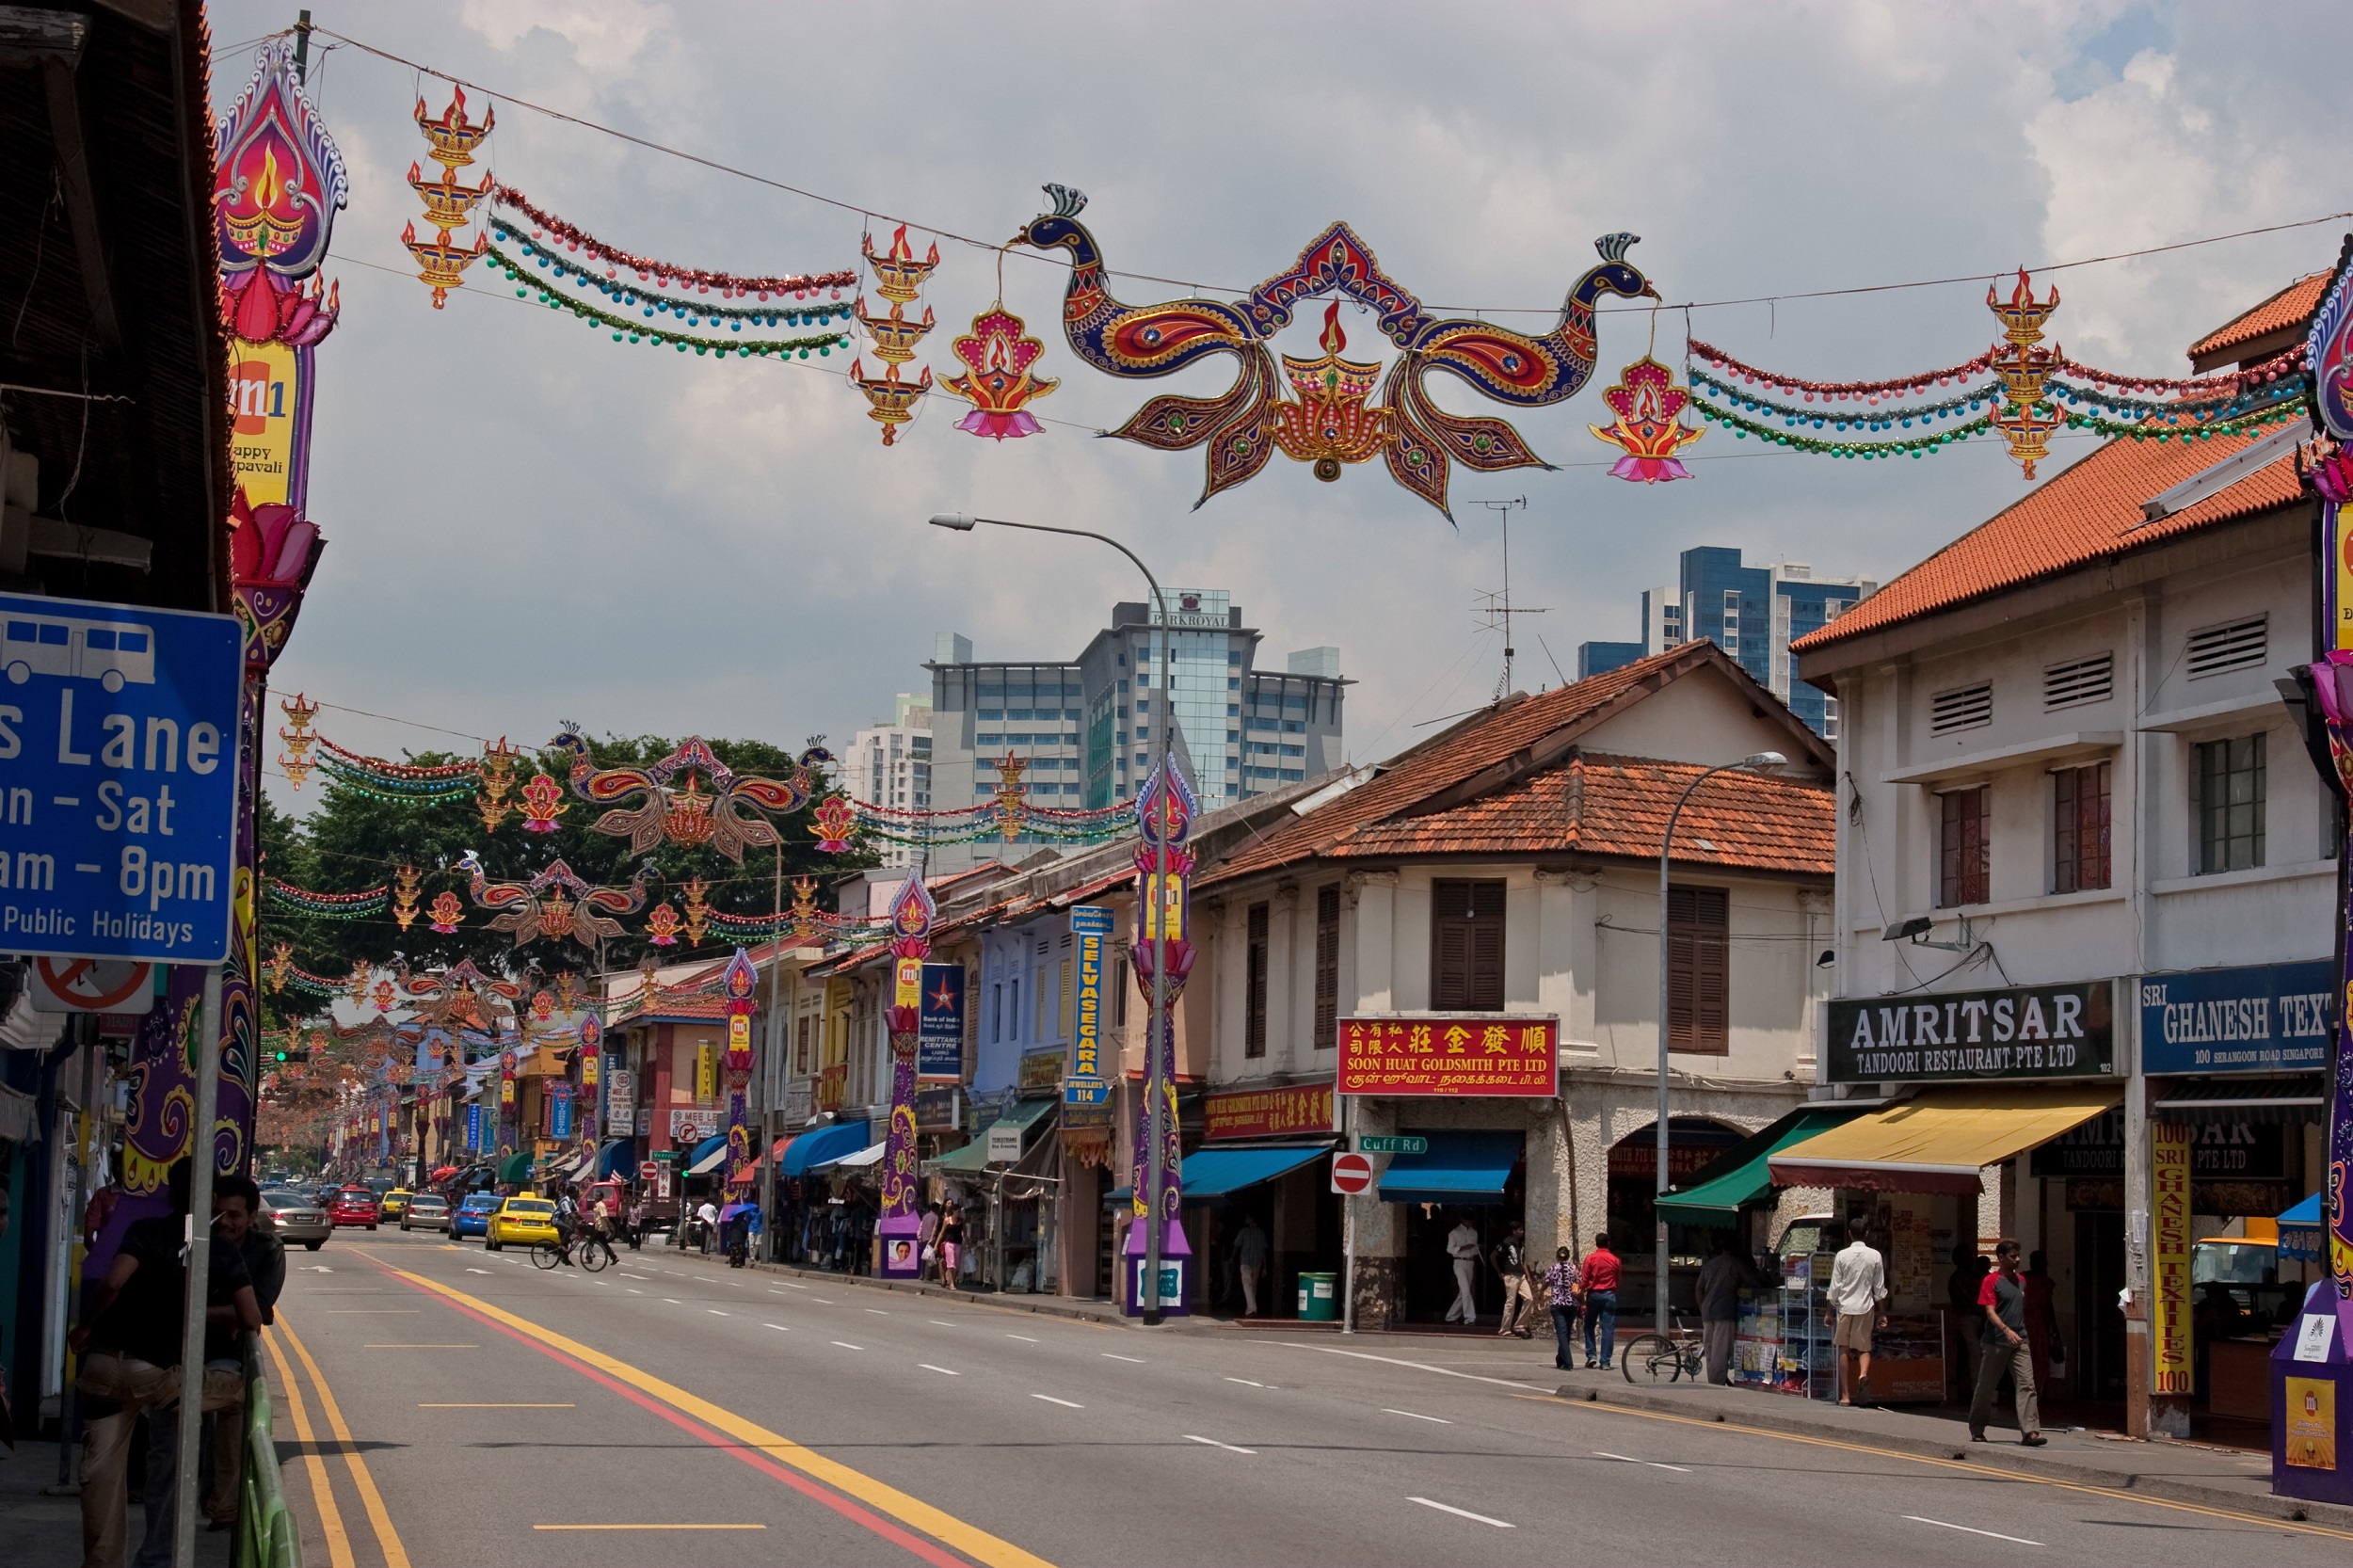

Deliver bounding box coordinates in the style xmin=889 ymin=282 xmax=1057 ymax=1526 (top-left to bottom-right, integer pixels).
xmin=1330 ymin=1151 xmax=1375 ymax=1195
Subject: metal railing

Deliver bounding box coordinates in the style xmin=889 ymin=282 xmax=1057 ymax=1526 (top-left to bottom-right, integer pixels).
xmin=233 ymin=1332 xmax=300 ymax=1568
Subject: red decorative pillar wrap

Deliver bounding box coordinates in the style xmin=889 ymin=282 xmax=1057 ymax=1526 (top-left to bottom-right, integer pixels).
xmin=877 ymin=875 xmax=936 ymax=1277
xmin=721 ymin=951 xmax=757 ymax=1194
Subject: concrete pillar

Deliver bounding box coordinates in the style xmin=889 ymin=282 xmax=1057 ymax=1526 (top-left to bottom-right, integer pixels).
xmin=1504 ymin=871 xmax=1540 ymax=1010
xmin=1353 ymin=872 xmax=1398 ymax=1014
xmin=1347 ymin=1096 xmax=1404 ymax=1327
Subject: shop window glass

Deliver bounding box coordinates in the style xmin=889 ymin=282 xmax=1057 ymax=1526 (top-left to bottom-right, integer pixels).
xmin=2193 ymin=733 xmax=2265 ymax=873
xmin=1938 ymin=786 xmax=1989 ymax=906
xmin=2051 ymin=761 xmax=2111 ymax=893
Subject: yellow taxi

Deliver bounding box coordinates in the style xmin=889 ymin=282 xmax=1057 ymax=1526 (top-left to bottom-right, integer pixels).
xmin=378 ymin=1189 xmax=412 ymax=1222
xmin=485 ymin=1196 xmax=560 ymax=1251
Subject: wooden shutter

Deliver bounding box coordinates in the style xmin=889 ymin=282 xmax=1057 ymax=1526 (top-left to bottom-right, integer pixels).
xmin=1245 ymin=902 xmax=1270 ymax=1057
xmin=1431 ymin=879 xmax=1506 ymax=1012
xmin=1314 ymin=885 xmax=1341 ymax=1048
xmin=1667 ymin=886 xmax=1729 ymax=1055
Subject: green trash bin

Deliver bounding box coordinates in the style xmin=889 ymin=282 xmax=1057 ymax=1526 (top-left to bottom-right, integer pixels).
xmin=1296 ymin=1271 xmax=1339 ymax=1321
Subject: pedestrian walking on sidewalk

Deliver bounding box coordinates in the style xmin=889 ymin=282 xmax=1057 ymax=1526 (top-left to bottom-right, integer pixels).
xmin=1696 ymin=1235 xmax=1756 ymax=1385
xmin=1233 ymin=1215 xmax=1270 ymax=1317
xmin=1828 ymin=1222 xmax=1888 ymax=1406
xmin=1491 ymin=1224 xmax=1534 ymax=1338
xmin=1542 ymin=1247 xmax=1582 ymax=1370
xmin=1442 ymin=1215 xmax=1482 ymax=1324
xmin=938 ymin=1204 xmax=965 ymax=1292
xmin=918 ymin=1204 xmax=941 ymax=1281
xmin=1969 ymin=1239 xmax=2046 ymax=1447
xmin=1578 ymin=1234 xmax=1621 ymax=1369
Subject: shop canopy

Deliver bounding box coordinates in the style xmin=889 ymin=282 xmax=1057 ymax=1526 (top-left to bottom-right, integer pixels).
xmin=728 ymin=1135 xmax=796 ymax=1185
xmin=594 ymin=1140 xmax=634 ymax=1179
xmin=1654 ymin=1106 xmax=1866 ymax=1225
xmin=1377 ymin=1130 xmax=1524 ymax=1207
xmin=1767 ymin=1086 xmax=2121 ymax=1195
xmin=780 ymin=1121 xmax=871 ymax=1176
xmin=1110 ymin=1144 xmax=1328 ymax=1204
xmin=816 ymin=1142 xmax=887 ymax=1171
xmin=2280 ymin=1193 xmax=2325 ymax=1264
xmin=685 ymin=1135 xmax=728 ymax=1176
xmin=930 ymin=1099 xmax=1059 ymax=1176
xmin=496 ymin=1151 xmax=532 ymax=1184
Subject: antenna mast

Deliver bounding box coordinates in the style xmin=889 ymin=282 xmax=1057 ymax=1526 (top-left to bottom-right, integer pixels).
xmin=1472 ymin=497 xmax=1546 ymax=703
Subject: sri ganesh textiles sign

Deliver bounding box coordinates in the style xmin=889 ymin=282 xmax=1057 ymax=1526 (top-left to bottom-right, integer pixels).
xmin=1827 ymin=982 xmax=2115 ymax=1084
xmin=1337 ymin=1016 xmax=1558 ymax=1096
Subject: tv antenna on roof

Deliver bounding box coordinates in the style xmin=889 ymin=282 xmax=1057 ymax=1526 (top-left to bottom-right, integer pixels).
xmin=1471 ymin=497 xmax=1548 ymax=703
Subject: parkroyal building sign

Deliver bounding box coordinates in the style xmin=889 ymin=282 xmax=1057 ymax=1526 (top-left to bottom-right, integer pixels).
xmin=1826 ymin=981 xmax=2117 ymax=1084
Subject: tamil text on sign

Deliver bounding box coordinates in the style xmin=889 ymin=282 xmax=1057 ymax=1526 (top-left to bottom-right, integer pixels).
xmin=1337 ymin=1016 xmax=1559 ymax=1096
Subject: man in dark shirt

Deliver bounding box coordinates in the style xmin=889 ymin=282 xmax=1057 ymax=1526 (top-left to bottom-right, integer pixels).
xmin=1491 ymin=1224 xmax=1534 ymax=1338
xmin=1968 ymin=1238 xmax=2045 ymax=1446
xmin=203 ymin=1176 xmax=280 ymax=1527
xmin=71 ymin=1162 xmax=260 ymax=1568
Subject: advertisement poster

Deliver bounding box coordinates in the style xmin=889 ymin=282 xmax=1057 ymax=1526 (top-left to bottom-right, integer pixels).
xmin=1337 ymin=1016 xmax=1558 ymax=1096
xmin=2151 ymin=1122 xmax=2193 ymax=1395
xmin=918 ymin=962 xmax=965 ymax=1081
xmin=1066 ymin=905 xmax=1112 ymax=1104
xmin=2285 ymin=1378 xmax=2337 ymax=1470
xmin=226 ymin=337 xmax=305 ymax=508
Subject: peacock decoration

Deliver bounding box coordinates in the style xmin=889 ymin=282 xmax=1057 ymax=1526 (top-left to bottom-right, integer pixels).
xmin=1011 ymin=184 xmax=1658 ymax=520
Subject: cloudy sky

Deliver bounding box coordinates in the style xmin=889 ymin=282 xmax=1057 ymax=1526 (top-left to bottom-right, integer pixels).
xmin=213 ymin=0 xmax=2345 ymax=806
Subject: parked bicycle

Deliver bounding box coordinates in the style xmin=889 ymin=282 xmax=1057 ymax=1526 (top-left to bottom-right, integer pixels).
xmin=1621 ymin=1312 xmax=1704 ymax=1384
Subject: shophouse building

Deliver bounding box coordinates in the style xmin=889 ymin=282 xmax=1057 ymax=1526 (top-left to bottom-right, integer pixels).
xmin=1788 ymin=271 xmax=2334 ymax=1442
xmin=1192 ymin=642 xmax=1838 ymax=1329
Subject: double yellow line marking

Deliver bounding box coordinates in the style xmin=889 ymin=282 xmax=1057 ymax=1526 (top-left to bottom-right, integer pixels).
xmin=261 ymin=1317 xmax=411 ymax=1568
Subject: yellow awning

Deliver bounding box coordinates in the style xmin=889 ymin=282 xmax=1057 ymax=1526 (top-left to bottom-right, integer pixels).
xmin=1767 ymin=1085 xmax=2121 ymax=1195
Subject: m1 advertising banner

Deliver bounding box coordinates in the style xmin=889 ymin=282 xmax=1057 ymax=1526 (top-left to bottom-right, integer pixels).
xmin=1826 ymin=981 xmax=2117 ymax=1084
xmin=1337 ymin=1016 xmax=1559 ymax=1096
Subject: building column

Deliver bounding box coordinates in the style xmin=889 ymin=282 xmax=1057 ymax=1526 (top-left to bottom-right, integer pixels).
xmin=1352 ymin=872 xmax=1398 ymax=1015
xmin=1347 ymin=1096 xmax=1404 ymax=1328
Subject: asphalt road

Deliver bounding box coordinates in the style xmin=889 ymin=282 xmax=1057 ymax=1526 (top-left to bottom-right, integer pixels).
xmin=260 ymin=1231 xmax=2340 ymax=1567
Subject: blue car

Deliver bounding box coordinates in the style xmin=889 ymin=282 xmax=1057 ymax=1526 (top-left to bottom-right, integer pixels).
xmin=451 ymin=1192 xmax=500 ymax=1240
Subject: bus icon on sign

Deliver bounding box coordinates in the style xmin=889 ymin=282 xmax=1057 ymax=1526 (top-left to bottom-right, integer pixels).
xmin=3 ymin=616 xmax=157 ymax=692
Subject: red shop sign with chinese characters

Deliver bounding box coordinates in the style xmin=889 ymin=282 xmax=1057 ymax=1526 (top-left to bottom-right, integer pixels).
xmin=1337 ymin=1016 xmax=1560 ymax=1097
xmin=1203 ymin=1083 xmax=1336 ymax=1141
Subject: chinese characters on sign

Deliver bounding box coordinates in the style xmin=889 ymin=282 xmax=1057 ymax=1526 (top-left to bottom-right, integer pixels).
xmin=1336 ymin=1016 xmax=1559 ymax=1096
xmin=1203 ymin=1083 xmax=1336 ymax=1141
xmin=2151 ymin=1122 xmax=2193 ymax=1396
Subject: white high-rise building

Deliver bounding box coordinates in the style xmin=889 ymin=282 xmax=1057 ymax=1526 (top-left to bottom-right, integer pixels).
xmin=840 ymin=693 xmax=933 ymax=869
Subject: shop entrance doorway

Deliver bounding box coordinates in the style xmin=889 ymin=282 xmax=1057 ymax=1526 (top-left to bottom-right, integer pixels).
xmin=2074 ymin=1208 xmax=2127 ymax=1404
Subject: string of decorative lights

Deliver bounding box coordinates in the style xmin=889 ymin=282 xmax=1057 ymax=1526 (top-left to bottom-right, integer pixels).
xmin=486 ymin=239 xmax=849 ymax=358
xmin=264 ymin=876 xmax=391 ymax=918
xmin=1692 ymin=401 xmax=1998 ymax=458
xmin=488 ymin=217 xmax=854 ymax=326
xmin=491 ymin=184 xmax=856 ymax=299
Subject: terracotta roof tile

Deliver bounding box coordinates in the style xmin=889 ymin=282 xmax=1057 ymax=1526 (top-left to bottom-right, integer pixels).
xmin=1308 ymin=753 xmax=1833 ymax=873
xmin=1201 ymin=644 xmax=1830 ymax=888
xmin=1791 ymin=426 xmax=2305 ymax=656
xmin=2186 ymin=271 xmax=2328 ymax=360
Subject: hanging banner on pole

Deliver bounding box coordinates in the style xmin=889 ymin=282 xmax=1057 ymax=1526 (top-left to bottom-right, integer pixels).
xmin=2151 ymin=1122 xmax=2193 ymax=1395
xmin=917 ymin=962 xmax=964 ymax=1081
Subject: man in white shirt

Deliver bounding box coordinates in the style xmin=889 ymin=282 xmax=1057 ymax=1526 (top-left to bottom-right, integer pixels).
xmin=1826 ymin=1220 xmax=1888 ymax=1405
xmin=696 ymin=1198 xmax=720 ymax=1255
xmin=1443 ymin=1217 xmax=1482 ymax=1325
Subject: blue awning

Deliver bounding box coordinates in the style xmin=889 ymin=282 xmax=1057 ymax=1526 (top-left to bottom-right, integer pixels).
xmin=595 ymin=1139 xmax=633 ymax=1178
xmin=1109 ymin=1144 xmax=1328 ymax=1205
xmin=2281 ymin=1192 xmax=2324 ymax=1263
xmin=686 ymin=1134 xmax=727 ymax=1171
xmin=1377 ymin=1129 xmax=1524 ymax=1206
xmin=780 ymin=1120 xmax=872 ymax=1176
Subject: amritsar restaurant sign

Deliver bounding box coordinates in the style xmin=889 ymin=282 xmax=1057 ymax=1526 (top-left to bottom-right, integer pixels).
xmin=1827 ymin=982 xmax=2116 ymax=1084
xmin=1337 ymin=1016 xmax=1559 ymax=1097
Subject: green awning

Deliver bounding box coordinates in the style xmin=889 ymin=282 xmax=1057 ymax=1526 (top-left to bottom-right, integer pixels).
xmin=927 ymin=1097 xmax=1057 ymax=1175
xmin=1654 ymin=1106 xmax=1864 ymax=1225
xmin=497 ymin=1151 xmax=533 ymax=1184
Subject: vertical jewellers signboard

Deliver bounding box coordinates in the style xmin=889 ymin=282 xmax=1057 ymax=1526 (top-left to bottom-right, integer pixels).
xmin=1337 ymin=1016 xmax=1559 ymax=1096
xmin=1827 ymin=982 xmax=2117 ymax=1083
xmin=0 ymin=594 xmax=241 ymax=961
xmin=2137 ymin=961 xmax=2335 ymax=1076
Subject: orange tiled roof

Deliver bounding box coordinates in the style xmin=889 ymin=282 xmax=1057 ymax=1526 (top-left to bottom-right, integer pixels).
xmin=1790 ymin=425 xmax=2305 ymax=656
xmin=1201 ymin=643 xmax=1828 ymax=888
xmin=2186 ymin=271 xmax=2328 ymax=360
xmin=1334 ymin=752 xmax=1834 ymax=873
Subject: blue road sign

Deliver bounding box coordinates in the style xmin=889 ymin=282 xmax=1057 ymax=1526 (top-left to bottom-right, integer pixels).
xmin=0 ymin=591 xmax=241 ymax=963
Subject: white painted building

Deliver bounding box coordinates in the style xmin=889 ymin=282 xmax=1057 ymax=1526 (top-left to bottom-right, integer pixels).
xmin=840 ymin=693 xmax=933 ymax=869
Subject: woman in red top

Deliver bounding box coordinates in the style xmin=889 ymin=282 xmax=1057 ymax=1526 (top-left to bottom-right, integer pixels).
xmin=1578 ymin=1234 xmax=1622 ymax=1369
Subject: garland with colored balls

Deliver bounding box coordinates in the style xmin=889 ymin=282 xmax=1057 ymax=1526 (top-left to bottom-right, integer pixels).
xmin=487 ymin=240 xmax=849 ymax=359
xmin=490 ymin=218 xmax=855 ymax=327
xmin=491 ymin=184 xmax=856 ymax=299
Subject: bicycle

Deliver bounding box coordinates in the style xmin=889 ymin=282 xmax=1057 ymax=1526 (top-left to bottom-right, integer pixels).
xmin=529 ymin=1230 xmax=612 ymax=1272
xmin=1621 ymin=1312 xmax=1705 ymax=1384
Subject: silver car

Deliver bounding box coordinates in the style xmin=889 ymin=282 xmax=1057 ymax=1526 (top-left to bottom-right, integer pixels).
xmin=400 ymin=1193 xmax=451 ymax=1233
xmin=261 ymin=1188 xmax=331 ymax=1250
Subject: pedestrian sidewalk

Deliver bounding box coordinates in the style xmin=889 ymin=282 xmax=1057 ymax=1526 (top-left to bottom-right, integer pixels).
xmin=1545 ymin=1368 xmax=2353 ymax=1531
xmin=0 ymin=1438 xmax=234 ymax=1568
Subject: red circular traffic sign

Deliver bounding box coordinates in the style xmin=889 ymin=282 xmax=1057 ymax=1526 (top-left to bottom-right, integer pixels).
xmin=1330 ymin=1152 xmax=1375 ymax=1195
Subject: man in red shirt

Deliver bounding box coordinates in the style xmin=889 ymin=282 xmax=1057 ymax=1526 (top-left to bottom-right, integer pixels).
xmin=1969 ymin=1238 xmax=2045 ymax=1446
xmin=1578 ymin=1234 xmax=1622 ymax=1369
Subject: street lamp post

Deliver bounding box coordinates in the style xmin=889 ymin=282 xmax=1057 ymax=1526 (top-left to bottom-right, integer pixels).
xmin=1653 ymin=751 xmax=1785 ymax=1341
xmin=929 ymin=514 xmax=1176 ymax=1323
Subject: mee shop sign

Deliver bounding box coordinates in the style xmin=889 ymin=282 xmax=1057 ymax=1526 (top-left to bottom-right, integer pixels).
xmin=1337 ymin=1015 xmax=1559 ymax=1096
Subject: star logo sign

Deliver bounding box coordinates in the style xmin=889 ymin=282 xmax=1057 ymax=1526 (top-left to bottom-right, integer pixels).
xmin=927 ymin=974 xmax=958 ymax=1014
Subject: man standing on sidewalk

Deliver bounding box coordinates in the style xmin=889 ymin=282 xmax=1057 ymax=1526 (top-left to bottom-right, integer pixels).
xmin=1232 ymin=1214 xmax=1271 ymax=1318
xmin=1578 ymin=1233 xmax=1622 ymax=1369
xmin=1970 ymin=1239 xmax=2046 ymax=1447
xmin=1491 ymin=1223 xmax=1534 ymax=1338
xmin=1442 ymin=1215 xmax=1482 ymax=1325
xmin=1695 ymin=1235 xmax=1757 ymax=1385
xmin=1828 ymin=1221 xmax=1887 ymax=1405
